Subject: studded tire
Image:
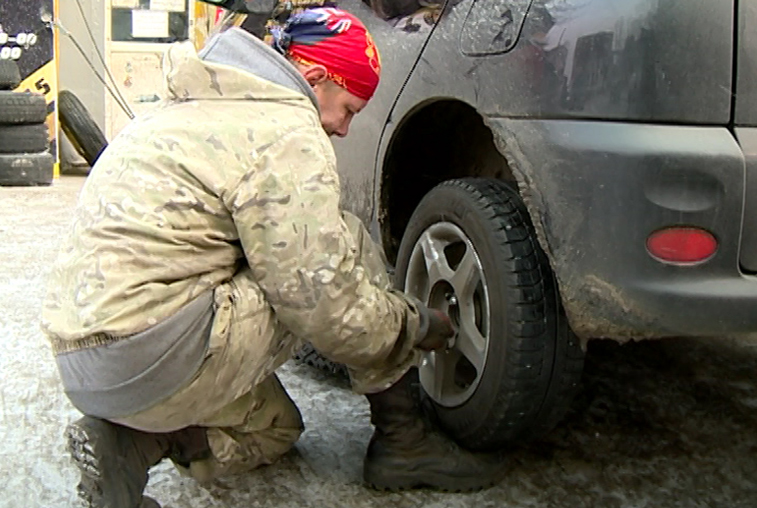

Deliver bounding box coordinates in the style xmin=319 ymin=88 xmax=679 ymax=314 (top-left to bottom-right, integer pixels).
xmin=395 ymin=178 xmax=585 ymax=451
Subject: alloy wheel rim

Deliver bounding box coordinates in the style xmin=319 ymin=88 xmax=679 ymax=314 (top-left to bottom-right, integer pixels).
xmin=405 ymin=221 xmax=491 ymax=407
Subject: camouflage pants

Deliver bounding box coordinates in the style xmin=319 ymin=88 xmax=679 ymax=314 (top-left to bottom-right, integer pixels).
xmin=114 ymin=212 xmax=418 ymax=482
xmin=175 ymin=374 xmax=304 ymax=483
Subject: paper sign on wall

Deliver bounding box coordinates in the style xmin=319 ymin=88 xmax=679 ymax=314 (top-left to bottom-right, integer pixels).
xmin=112 ymin=0 xmax=139 ymax=7
xmin=150 ymin=0 xmax=185 ymax=12
xmin=131 ymin=9 xmax=169 ymax=38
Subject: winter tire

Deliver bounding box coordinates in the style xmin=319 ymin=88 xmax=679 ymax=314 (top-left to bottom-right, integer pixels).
xmin=395 ymin=178 xmax=584 ymax=450
xmin=59 ymin=90 xmax=108 ymax=167
xmin=0 ymin=124 xmax=49 ymax=154
xmin=0 ymin=60 xmax=21 ymax=90
xmin=0 ymin=91 xmax=48 ymax=124
xmin=0 ymin=152 xmax=54 ymax=186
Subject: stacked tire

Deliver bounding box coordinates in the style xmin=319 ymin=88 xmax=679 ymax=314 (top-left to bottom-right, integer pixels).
xmin=0 ymin=60 xmax=54 ymax=187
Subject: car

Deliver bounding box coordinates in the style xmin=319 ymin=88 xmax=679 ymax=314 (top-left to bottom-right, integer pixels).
xmin=319 ymin=0 xmax=757 ymax=451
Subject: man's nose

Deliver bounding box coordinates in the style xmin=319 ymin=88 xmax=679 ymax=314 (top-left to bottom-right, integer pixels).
xmin=335 ymin=118 xmax=353 ymax=138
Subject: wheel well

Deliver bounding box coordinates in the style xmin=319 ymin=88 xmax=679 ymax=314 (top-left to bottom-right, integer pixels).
xmin=379 ymin=100 xmax=517 ymax=264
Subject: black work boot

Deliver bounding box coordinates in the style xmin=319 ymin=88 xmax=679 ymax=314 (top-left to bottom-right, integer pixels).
xmin=364 ymin=371 xmax=506 ymax=492
xmin=65 ymin=417 xmax=172 ymax=508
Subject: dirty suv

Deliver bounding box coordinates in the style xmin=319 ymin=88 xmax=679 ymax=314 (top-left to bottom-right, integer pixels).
xmin=324 ymin=0 xmax=757 ymax=451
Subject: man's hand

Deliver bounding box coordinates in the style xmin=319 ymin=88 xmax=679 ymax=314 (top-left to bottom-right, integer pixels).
xmin=416 ymin=306 xmax=455 ymax=351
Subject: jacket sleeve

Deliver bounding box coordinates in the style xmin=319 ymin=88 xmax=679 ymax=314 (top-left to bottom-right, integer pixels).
xmin=223 ymin=125 xmax=421 ymax=372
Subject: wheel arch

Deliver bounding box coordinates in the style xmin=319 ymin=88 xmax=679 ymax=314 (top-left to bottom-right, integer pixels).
xmin=377 ymin=99 xmax=551 ymax=267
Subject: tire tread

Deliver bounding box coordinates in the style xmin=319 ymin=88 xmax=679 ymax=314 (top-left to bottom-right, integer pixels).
xmin=401 ymin=178 xmax=584 ymax=450
xmin=0 ymin=91 xmax=47 ymax=124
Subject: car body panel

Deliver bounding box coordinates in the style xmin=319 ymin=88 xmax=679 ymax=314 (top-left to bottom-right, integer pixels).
xmin=491 ymin=119 xmax=751 ymax=339
xmin=388 ymin=0 xmax=733 ymax=124
xmin=736 ymin=127 xmax=757 ymax=272
xmin=332 ymin=0 xmax=437 ymax=227
xmin=332 ymin=0 xmax=756 ymax=340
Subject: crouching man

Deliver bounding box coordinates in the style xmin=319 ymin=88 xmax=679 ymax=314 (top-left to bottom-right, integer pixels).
xmin=42 ymin=8 xmax=504 ymax=508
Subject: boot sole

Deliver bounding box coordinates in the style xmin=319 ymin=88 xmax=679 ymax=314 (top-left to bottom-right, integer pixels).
xmin=67 ymin=422 xmax=104 ymax=479
xmin=364 ymin=463 xmax=504 ymax=493
xmin=66 ymin=420 xmax=163 ymax=508
xmin=66 ymin=421 xmax=106 ymax=506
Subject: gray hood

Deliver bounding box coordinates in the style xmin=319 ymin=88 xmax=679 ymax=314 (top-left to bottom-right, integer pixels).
xmin=198 ymin=27 xmax=320 ymax=113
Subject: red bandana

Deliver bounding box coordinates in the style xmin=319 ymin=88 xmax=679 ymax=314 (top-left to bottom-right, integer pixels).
xmin=275 ymin=8 xmax=381 ymax=101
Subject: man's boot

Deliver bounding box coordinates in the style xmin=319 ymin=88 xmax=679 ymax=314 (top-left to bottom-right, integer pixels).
xmin=66 ymin=417 xmax=207 ymax=508
xmin=363 ymin=371 xmax=506 ymax=492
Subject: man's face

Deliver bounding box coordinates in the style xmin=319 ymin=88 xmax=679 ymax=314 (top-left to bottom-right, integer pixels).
xmin=313 ymin=80 xmax=367 ymax=138
xmin=299 ymin=64 xmax=368 ymax=138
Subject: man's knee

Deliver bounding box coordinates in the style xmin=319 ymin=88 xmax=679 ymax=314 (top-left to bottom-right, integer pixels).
xmin=185 ymin=375 xmax=303 ymax=482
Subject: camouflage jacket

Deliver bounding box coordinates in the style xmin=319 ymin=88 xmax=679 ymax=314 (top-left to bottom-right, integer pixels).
xmin=42 ymin=35 xmax=420 ymax=388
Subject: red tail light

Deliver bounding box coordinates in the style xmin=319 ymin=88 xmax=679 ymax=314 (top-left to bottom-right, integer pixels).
xmin=646 ymin=227 xmax=717 ymax=265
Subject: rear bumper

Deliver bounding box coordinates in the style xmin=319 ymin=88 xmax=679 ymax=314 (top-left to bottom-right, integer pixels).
xmin=489 ymin=118 xmax=757 ymax=339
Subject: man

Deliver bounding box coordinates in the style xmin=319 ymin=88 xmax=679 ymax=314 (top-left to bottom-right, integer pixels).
xmin=42 ymin=8 xmax=503 ymax=508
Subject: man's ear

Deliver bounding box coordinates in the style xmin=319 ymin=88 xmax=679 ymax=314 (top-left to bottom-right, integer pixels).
xmin=301 ymin=64 xmax=329 ymax=87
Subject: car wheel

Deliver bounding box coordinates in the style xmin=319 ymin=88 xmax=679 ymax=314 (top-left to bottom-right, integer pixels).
xmin=395 ymin=178 xmax=584 ymax=450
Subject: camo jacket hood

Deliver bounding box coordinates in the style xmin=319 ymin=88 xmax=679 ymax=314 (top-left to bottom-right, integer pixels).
xmin=168 ymin=27 xmax=319 ymax=108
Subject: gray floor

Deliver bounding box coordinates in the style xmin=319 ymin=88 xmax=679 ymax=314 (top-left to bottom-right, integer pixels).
xmin=2 ymin=176 xmax=757 ymax=507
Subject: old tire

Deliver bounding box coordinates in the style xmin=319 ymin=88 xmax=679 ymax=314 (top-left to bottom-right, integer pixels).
xmin=0 ymin=91 xmax=48 ymax=124
xmin=395 ymin=178 xmax=584 ymax=451
xmin=59 ymin=90 xmax=108 ymax=167
xmin=0 ymin=60 xmax=21 ymax=90
xmin=0 ymin=153 xmax=54 ymax=186
xmin=0 ymin=124 xmax=49 ymax=153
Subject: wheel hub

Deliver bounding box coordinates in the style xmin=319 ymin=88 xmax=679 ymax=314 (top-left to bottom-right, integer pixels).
xmin=444 ymin=293 xmax=459 ymax=348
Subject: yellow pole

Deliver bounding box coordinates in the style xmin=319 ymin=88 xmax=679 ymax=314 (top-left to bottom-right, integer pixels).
xmin=53 ymin=0 xmax=60 ymax=179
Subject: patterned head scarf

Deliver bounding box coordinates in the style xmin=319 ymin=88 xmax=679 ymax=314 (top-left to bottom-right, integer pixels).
xmin=270 ymin=7 xmax=382 ymax=101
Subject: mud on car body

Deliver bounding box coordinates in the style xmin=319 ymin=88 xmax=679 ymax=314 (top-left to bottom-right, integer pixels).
xmin=317 ymin=0 xmax=757 ymax=450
